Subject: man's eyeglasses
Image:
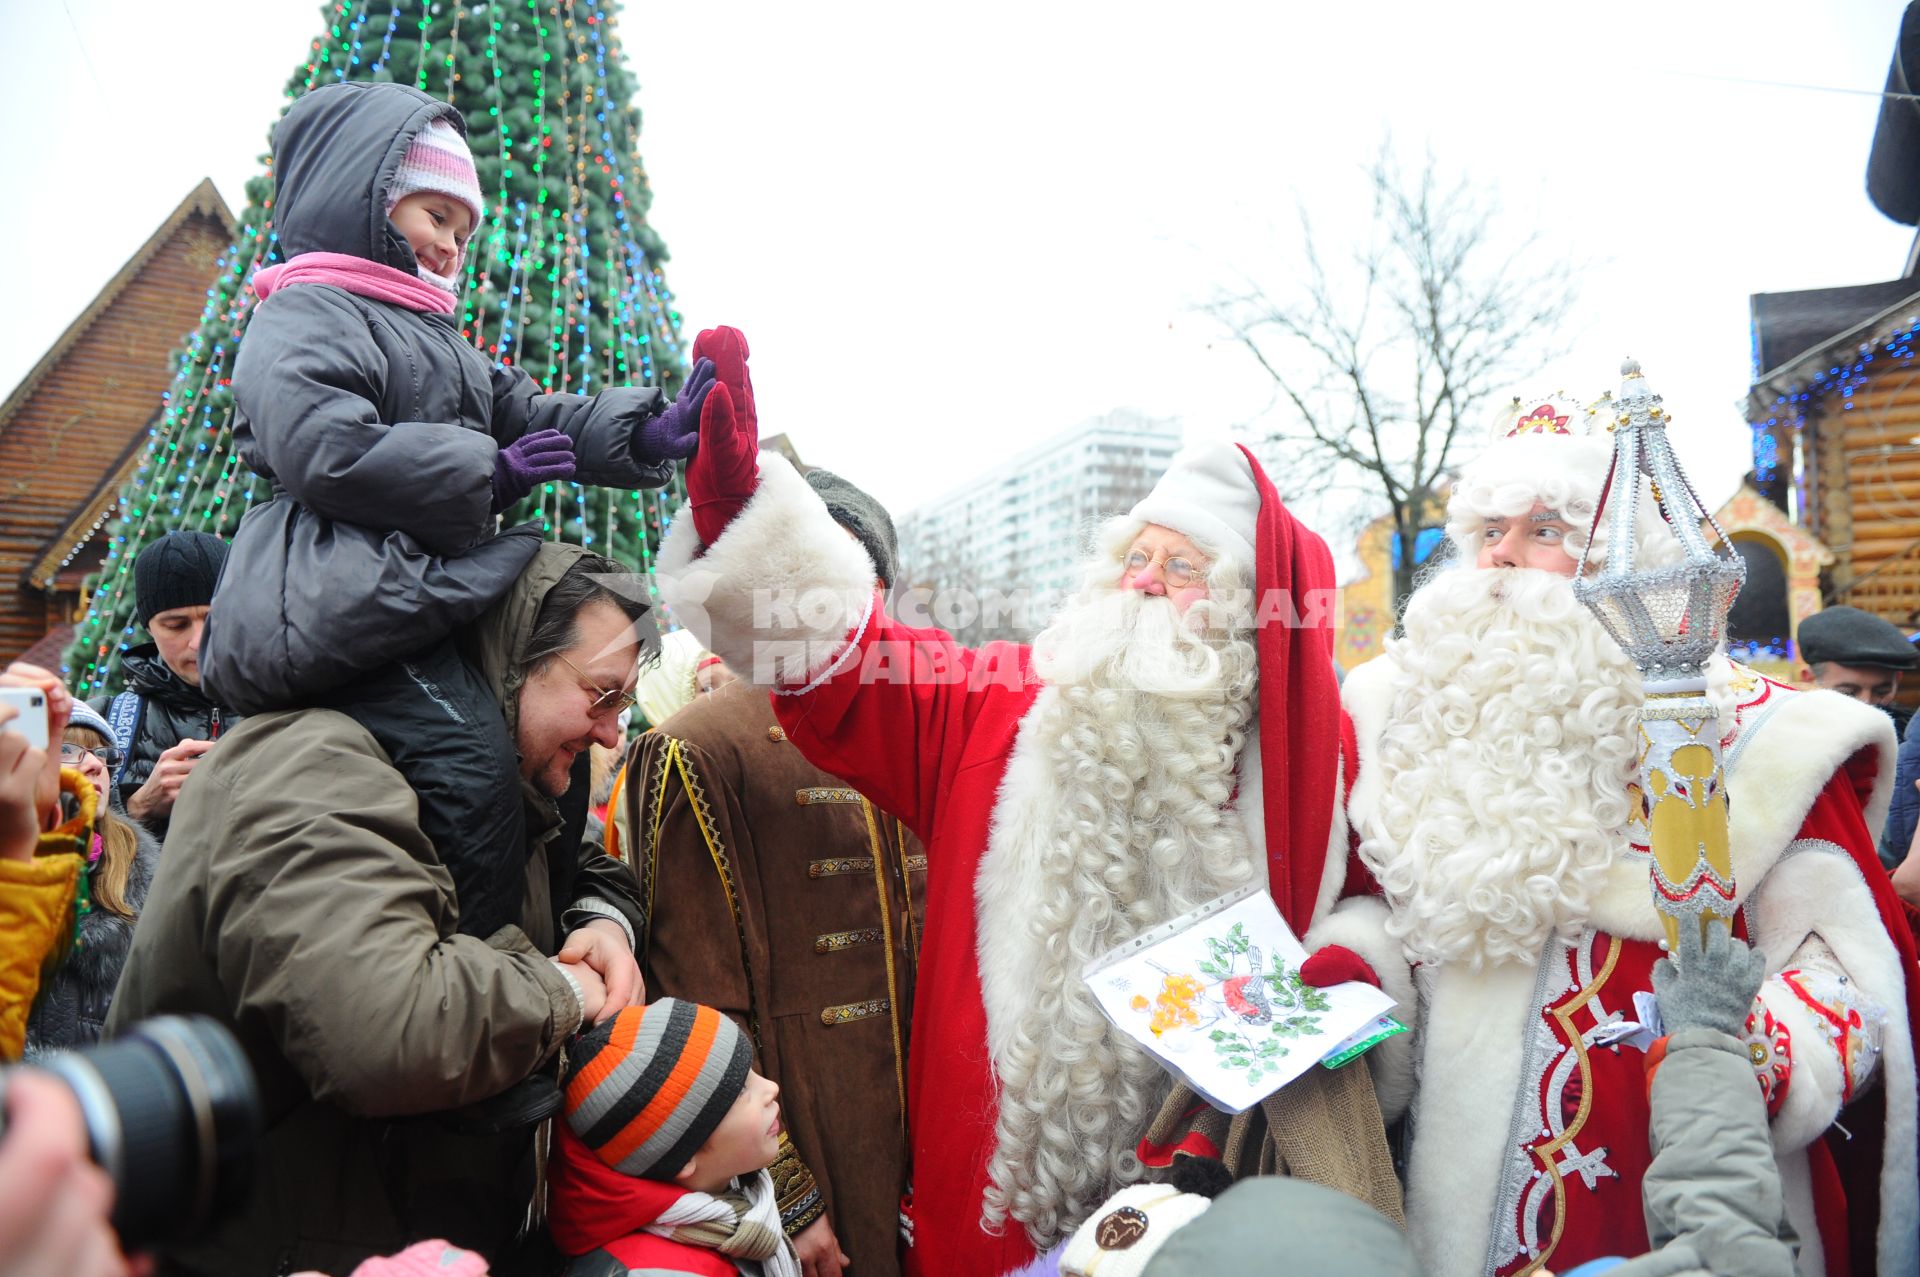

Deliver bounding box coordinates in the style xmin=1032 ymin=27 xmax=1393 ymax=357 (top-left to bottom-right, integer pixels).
xmin=557 ymin=655 xmax=638 ymax=718
xmin=1123 ymin=547 xmax=1208 ymax=589
xmin=60 ymin=742 xmax=124 ymax=767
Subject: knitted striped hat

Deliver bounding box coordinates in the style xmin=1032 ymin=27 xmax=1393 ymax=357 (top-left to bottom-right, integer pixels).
xmin=386 ymin=118 xmax=486 ymax=234
xmin=563 ymin=999 xmax=752 ymax=1182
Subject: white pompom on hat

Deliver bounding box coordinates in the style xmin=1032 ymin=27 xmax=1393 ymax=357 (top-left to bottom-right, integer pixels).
xmin=386 ymin=117 xmax=486 ymax=235
xmin=1127 ymin=441 xmax=1259 ymax=566
xmin=1058 ymin=1182 xmax=1215 ymax=1277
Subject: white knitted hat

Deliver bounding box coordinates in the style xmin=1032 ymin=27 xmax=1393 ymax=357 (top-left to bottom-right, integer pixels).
xmin=1059 ymin=1182 xmax=1215 ymax=1277
xmin=1127 ymin=442 xmax=1259 ymax=565
xmin=386 ymin=118 xmax=486 ymax=234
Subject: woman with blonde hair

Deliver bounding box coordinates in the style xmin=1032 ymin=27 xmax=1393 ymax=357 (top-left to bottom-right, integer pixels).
xmin=23 ymin=701 xmax=160 ymax=1056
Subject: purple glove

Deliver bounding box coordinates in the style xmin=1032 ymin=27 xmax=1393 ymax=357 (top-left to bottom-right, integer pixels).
xmin=632 ymin=358 xmax=716 ymax=463
xmin=492 ymin=429 xmax=577 ymax=512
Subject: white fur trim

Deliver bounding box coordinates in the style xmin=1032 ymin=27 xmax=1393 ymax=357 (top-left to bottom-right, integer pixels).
xmin=1749 ymin=842 xmax=1919 ymax=1274
xmin=1757 ymin=976 xmax=1847 ymax=1154
xmin=1304 ymin=894 xmax=1417 ymax=1120
xmin=1337 ymin=653 xmax=1400 ymax=840
xmin=1402 ymin=960 xmax=1543 ymax=1276
xmin=654 ymin=454 xmax=876 ymax=688
xmin=975 ymin=691 xmax=1068 ymax=1070
xmin=1312 ymin=748 xmax=1351 ymax=927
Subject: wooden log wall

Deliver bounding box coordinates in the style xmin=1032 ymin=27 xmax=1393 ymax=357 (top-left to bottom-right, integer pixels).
xmin=1815 ymin=374 xmax=1920 ymax=627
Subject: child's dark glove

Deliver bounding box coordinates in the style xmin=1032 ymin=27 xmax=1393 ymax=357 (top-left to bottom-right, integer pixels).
xmin=1651 ymin=924 xmax=1768 ymax=1037
xmin=686 ymin=327 xmax=759 ymax=545
xmin=492 ymin=428 xmax=577 ymax=512
xmin=631 ymin=358 xmax=716 ymax=464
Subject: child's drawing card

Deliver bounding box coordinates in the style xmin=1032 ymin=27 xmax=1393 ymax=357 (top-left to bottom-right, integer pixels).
xmin=1083 ymin=886 xmax=1399 ymax=1113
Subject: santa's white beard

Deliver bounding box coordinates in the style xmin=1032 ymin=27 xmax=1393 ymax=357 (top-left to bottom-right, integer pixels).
xmin=979 ymin=583 xmax=1259 ymax=1247
xmin=1357 ymin=568 xmax=1643 ymax=969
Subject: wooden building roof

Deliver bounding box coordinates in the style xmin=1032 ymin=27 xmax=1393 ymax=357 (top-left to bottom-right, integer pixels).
xmin=0 ymin=179 xmax=233 ymax=663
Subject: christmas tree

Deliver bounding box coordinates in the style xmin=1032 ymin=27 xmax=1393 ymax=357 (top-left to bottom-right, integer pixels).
xmin=68 ymin=0 xmax=690 ymax=697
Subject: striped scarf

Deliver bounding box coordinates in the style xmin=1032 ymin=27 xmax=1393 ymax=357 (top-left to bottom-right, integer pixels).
xmin=646 ymin=1169 xmax=799 ymax=1277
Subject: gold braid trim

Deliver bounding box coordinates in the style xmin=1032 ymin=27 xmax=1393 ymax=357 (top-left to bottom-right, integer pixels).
xmin=769 ymin=1130 xmax=825 ymax=1236
xmin=666 ymin=740 xmax=764 ymax=1054
xmin=1517 ymin=935 xmax=1622 ymax=1277
xmin=862 ymin=800 xmax=908 ymax=1132
xmin=633 ymin=734 xmax=677 ymax=963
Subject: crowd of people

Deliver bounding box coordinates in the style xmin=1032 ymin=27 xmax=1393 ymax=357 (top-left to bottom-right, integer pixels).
xmin=3 ymin=79 xmax=1919 ymax=1277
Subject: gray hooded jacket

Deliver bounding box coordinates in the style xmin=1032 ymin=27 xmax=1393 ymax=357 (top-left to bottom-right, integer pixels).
xmin=201 ymin=81 xmax=668 ymax=712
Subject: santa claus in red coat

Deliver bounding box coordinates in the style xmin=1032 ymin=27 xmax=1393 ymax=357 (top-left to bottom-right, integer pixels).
xmin=657 ymin=329 xmax=1381 ymax=1277
xmin=1338 ymin=394 xmax=1920 ymax=1276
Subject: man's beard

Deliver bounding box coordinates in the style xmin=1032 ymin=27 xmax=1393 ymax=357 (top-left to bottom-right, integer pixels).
xmin=977 ymin=584 xmax=1260 ymax=1247
xmin=1357 ymin=568 xmax=1643 ymax=969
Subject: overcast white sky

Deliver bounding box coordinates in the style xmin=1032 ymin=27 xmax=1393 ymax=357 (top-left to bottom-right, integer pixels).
xmin=3 ymin=1 xmax=1915 ymax=559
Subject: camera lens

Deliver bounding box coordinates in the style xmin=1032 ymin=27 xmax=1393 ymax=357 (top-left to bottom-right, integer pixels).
xmin=33 ymin=1015 xmax=262 ymax=1248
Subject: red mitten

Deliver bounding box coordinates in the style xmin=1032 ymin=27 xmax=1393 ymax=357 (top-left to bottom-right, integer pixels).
xmin=685 ymin=327 xmax=760 ymax=545
xmin=692 ymin=325 xmax=756 ymax=434
xmin=1300 ymin=944 xmax=1380 ymax=989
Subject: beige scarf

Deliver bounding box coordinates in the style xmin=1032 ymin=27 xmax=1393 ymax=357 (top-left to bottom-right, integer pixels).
xmin=644 ymin=1168 xmax=801 ymax=1277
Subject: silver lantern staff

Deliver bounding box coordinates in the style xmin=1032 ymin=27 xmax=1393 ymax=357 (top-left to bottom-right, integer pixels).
xmin=1572 ymin=359 xmax=1746 ymax=955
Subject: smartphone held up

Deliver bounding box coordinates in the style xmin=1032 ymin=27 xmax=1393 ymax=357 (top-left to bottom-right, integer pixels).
xmin=0 ymin=686 xmax=49 ymax=750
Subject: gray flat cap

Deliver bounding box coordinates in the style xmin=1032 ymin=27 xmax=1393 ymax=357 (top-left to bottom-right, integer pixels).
xmin=1797 ymin=605 xmax=1920 ymax=670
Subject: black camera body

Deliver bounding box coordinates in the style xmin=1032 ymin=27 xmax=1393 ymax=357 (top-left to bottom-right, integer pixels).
xmin=3 ymin=1014 xmax=262 ymax=1250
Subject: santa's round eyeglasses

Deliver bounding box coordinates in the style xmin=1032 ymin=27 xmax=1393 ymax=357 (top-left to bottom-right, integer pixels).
xmin=1123 ymin=548 xmax=1208 ymax=588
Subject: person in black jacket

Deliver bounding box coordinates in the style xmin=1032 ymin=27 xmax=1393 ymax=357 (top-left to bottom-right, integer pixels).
xmin=89 ymin=529 xmax=239 ymax=842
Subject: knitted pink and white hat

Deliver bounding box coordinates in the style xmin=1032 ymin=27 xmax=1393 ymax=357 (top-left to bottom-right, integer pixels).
xmin=386 ymin=118 xmax=486 ymax=233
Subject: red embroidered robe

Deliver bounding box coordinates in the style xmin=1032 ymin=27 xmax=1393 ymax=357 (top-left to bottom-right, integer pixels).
xmin=1344 ymin=658 xmax=1920 ymax=1277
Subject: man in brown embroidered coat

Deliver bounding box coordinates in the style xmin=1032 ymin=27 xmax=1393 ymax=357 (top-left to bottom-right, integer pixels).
xmin=606 ymin=468 xmax=924 ymax=1277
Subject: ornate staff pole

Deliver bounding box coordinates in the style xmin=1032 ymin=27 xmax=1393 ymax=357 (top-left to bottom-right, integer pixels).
xmin=1572 ymin=359 xmax=1747 ymax=956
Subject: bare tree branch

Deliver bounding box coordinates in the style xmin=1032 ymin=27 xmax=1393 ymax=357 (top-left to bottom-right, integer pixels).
xmin=1211 ymin=141 xmax=1581 ymax=608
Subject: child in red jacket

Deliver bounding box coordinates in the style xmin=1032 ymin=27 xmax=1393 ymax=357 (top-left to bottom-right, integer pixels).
xmin=551 ymin=1000 xmax=799 ymax=1277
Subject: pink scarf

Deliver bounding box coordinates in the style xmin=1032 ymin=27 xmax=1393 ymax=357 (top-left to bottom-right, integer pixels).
xmin=252 ymin=251 xmax=456 ymax=314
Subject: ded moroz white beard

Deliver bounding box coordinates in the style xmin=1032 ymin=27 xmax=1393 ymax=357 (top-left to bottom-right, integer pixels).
xmin=1356 ymin=567 xmax=1644 ymax=969
xmin=976 ymin=565 xmax=1261 ymax=1250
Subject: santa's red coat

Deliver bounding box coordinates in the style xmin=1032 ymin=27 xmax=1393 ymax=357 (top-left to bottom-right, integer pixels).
xmin=657 ymin=453 xmax=1362 ymax=1277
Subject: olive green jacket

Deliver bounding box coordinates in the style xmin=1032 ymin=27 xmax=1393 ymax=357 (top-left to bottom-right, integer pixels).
xmin=108 ymin=543 xmax=645 ymax=1276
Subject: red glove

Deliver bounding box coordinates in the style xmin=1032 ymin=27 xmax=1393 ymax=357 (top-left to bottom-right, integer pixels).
xmin=1300 ymin=944 xmax=1380 ymax=989
xmin=686 ymin=326 xmax=760 ymax=545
